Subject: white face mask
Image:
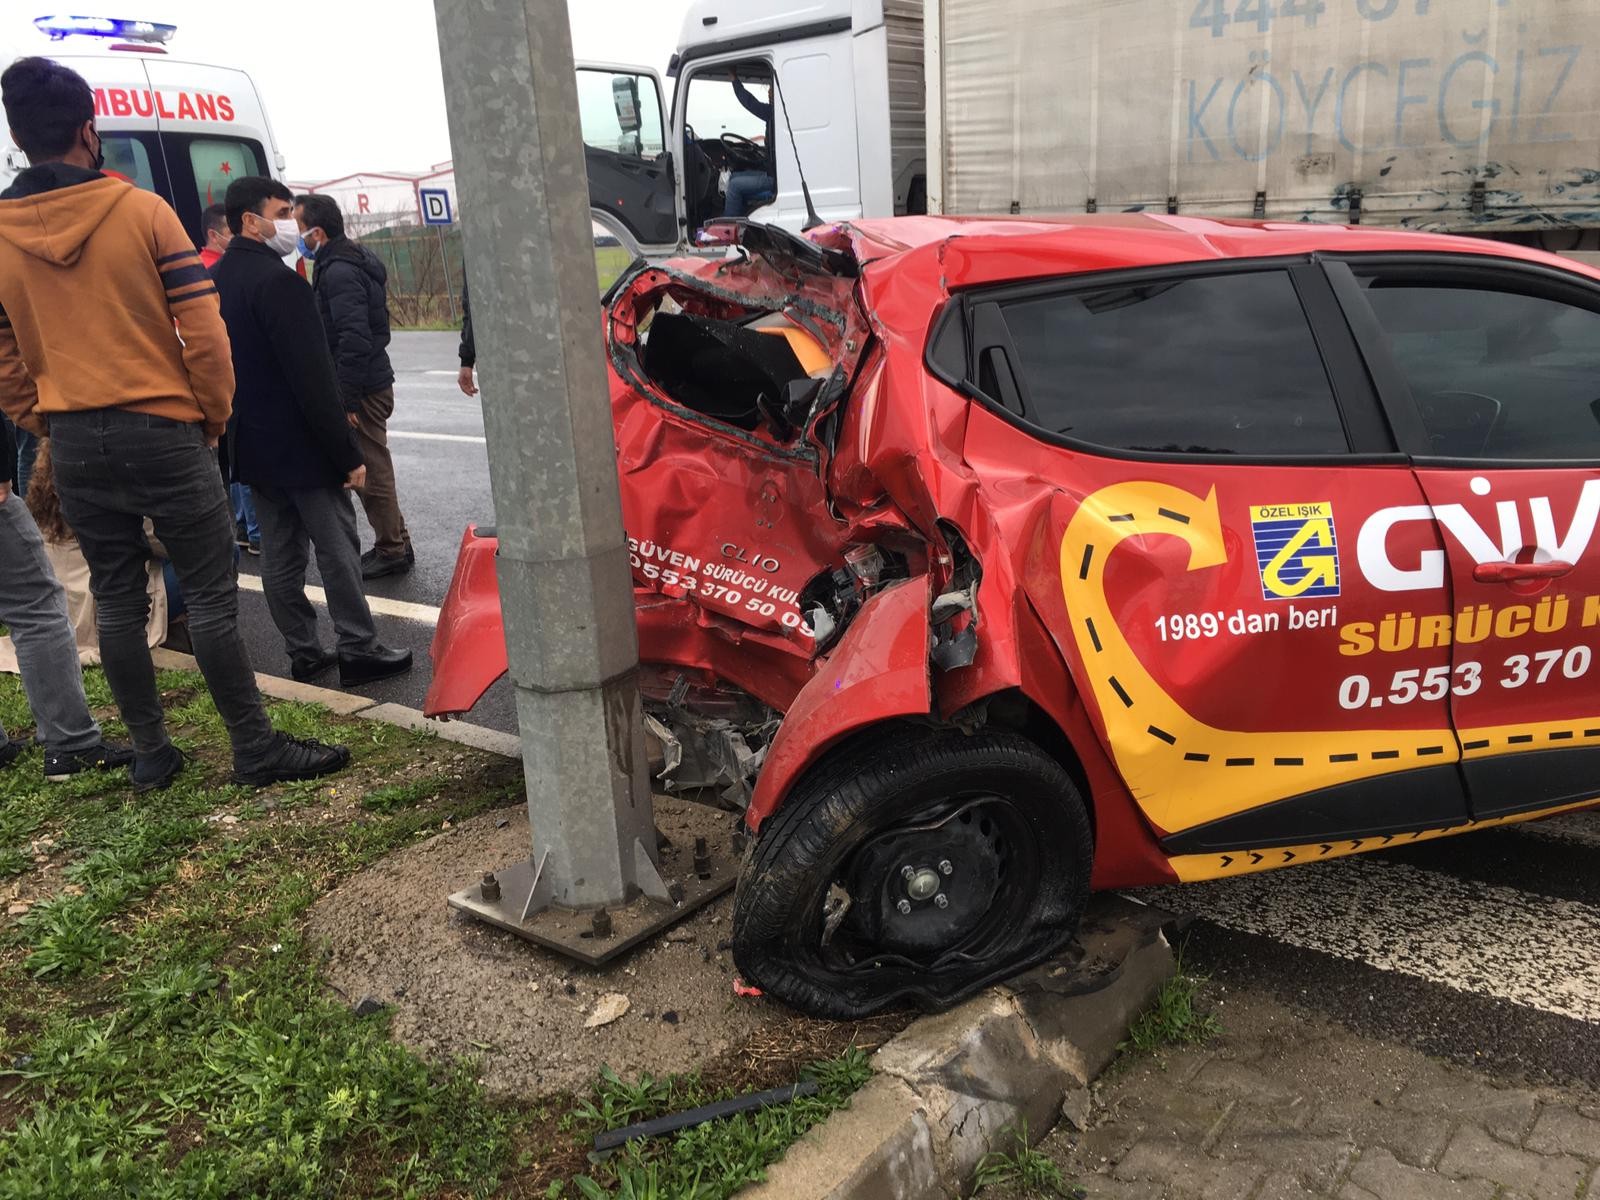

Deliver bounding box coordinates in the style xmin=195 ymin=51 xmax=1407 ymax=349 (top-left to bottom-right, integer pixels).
xmin=259 ymin=215 xmax=299 ymax=256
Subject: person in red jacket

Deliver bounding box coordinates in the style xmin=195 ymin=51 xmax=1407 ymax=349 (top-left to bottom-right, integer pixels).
xmin=198 ymin=202 xmax=229 ymax=270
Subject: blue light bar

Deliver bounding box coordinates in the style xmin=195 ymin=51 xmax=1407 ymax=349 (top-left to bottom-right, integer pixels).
xmin=33 ymin=15 xmax=177 ymax=44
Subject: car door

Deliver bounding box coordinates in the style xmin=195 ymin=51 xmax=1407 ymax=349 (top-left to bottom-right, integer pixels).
xmin=946 ymin=259 xmax=1471 ymax=860
xmin=576 ymin=64 xmax=679 ymax=254
xmin=1329 ymin=256 xmax=1600 ymax=822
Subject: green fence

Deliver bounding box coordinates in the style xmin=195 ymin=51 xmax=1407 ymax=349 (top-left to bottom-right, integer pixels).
xmin=358 ymin=225 xmax=465 ymax=328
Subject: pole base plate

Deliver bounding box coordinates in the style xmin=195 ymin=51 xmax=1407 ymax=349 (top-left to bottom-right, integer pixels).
xmin=448 ymin=847 xmax=738 ymax=967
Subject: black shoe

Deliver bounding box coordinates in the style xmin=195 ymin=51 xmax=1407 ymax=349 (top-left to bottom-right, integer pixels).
xmin=0 ymin=739 xmax=24 ymax=770
xmin=361 ymin=552 xmax=412 ymax=580
xmin=45 ymin=740 xmax=135 ymax=782
xmin=247 ymin=539 xmax=262 ymax=557
xmin=360 ymin=547 xmax=377 ymax=565
xmin=131 ymin=744 xmax=186 ymax=793
xmin=232 ymin=733 xmax=350 ymax=788
xmin=339 ymin=645 xmax=414 ymax=687
xmin=290 ymin=650 xmax=338 ymax=682
xmin=235 ymin=522 xmax=251 ymax=548
xmin=405 ymin=543 xmax=415 ymax=565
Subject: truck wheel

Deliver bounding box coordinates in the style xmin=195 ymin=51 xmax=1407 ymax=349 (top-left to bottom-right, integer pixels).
xmin=731 ymin=727 xmax=1092 ymax=1018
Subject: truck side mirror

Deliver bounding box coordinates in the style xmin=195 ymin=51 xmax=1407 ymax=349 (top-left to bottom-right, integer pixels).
xmin=612 ymin=75 xmax=642 ymax=135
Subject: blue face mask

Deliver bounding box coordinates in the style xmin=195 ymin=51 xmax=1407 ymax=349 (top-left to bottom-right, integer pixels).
xmin=297 ymin=234 xmax=317 ymax=260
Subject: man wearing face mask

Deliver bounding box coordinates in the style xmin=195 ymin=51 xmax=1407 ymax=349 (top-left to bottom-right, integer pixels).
xmin=0 ymin=57 xmax=351 ymax=792
xmin=294 ymin=193 xmax=413 ymax=580
xmin=214 ymin=176 xmax=412 ymax=688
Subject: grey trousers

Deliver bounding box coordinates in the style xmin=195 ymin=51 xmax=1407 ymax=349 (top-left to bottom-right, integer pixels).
xmin=0 ymin=493 xmax=102 ymax=753
xmin=251 ymin=483 xmax=380 ymax=660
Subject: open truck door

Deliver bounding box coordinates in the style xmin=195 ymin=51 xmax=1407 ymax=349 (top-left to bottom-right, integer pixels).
xmin=576 ymin=63 xmax=679 ymax=256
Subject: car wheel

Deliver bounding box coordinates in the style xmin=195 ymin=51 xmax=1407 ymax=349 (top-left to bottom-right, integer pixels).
xmin=731 ymin=726 xmax=1093 ymax=1018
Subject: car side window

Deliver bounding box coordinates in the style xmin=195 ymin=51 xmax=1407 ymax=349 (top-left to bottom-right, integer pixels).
xmin=1357 ymin=277 xmax=1600 ymax=461
xmin=985 ymin=270 xmax=1348 ymax=455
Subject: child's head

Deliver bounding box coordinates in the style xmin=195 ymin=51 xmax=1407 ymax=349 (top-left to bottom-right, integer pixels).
xmin=25 ymin=440 xmax=73 ymax=544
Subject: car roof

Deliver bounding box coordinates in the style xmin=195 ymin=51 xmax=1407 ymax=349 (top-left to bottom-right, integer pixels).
xmin=836 ymin=213 xmax=1600 ymax=293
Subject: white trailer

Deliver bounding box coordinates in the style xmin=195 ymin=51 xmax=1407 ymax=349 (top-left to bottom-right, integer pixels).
xmin=926 ymin=0 xmax=1600 ymax=257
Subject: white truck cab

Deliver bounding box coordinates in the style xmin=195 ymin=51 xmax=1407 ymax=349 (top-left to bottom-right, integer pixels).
xmin=1 ymin=15 xmax=288 ymax=245
xmin=580 ymin=0 xmax=923 ymax=256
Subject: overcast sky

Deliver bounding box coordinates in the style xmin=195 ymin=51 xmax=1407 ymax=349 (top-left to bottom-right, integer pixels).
xmin=6 ymin=1 xmax=692 ymax=181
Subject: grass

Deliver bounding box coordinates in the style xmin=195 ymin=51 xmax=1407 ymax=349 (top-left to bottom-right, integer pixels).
xmin=549 ymin=1048 xmax=873 ymax=1199
xmin=393 ymin=320 xmax=462 ymax=332
xmin=0 ymin=666 xmax=529 ymax=1196
xmin=0 ymin=667 xmax=882 ymax=1197
xmin=972 ymin=1121 xmax=1079 ymax=1197
xmin=1121 ymin=951 xmax=1221 ymax=1053
xmin=595 ymin=246 xmax=635 ymax=293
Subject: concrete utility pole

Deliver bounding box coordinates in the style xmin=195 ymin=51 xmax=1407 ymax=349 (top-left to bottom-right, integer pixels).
xmin=432 ymin=0 xmax=671 ymax=930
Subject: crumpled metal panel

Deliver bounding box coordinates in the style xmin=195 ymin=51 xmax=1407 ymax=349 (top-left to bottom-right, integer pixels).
xmin=748 ymin=576 xmax=933 ymax=826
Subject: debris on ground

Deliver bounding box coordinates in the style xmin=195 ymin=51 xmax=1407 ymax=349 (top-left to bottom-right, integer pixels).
xmin=585 ymin=993 xmax=631 ymax=1029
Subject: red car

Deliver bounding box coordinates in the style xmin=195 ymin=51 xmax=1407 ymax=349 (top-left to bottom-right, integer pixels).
xmin=427 ymin=216 xmax=1600 ymax=1018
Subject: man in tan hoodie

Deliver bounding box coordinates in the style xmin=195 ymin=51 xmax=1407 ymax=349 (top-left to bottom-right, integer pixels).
xmin=0 ymin=56 xmax=348 ymax=791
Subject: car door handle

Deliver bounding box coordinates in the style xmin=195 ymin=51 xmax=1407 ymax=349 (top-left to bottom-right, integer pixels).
xmin=1472 ymin=560 xmax=1574 ymax=583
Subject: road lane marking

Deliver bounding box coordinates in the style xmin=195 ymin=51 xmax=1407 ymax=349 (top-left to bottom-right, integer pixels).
xmin=1137 ymin=855 xmax=1600 ymax=1023
xmin=388 ymin=430 xmax=486 ymax=445
xmin=237 ymin=573 xmax=441 ymax=625
xmin=423 ymin=369 xmax=460 ymax=375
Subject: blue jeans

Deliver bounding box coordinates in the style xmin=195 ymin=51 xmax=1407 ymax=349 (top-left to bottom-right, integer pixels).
xmin=724 ymin=171 xmax=776 ymax=218
xmin=231 ymin=481 xmax=259 ymax=542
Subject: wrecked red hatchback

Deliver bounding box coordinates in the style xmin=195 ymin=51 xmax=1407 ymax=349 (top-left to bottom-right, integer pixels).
xmin=428 ymin=215 xmax=1600 ymax=1017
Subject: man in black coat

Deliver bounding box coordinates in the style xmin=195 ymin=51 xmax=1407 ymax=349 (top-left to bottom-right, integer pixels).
xmin=294 ymin=192 xmax=414 ymax=579
xmin=215 ymin=177 xmax=411 ymax=688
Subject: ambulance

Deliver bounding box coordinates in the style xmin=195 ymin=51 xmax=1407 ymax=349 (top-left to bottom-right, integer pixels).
xmin=1 ymin=15 xmax=288 ymax=244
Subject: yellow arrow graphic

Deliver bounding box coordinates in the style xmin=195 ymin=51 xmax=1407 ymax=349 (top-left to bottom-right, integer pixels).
xmin=1059 ymin=480 xmax=1460 ymax=839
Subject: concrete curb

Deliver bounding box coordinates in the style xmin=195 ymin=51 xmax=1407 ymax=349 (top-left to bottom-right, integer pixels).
xmin=745 ymin=895 xmax=1177 ymax=1200
xmin=149 ymin=647 xmax=518 ymax=757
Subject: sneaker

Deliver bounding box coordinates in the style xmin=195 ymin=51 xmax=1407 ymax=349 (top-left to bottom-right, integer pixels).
xmin=131 ymin=744 xmax=186 ymax=793
xmin=232 ymin=733 xmax=350 ymax=788
xmin=44 ymin=740 xmax=135 ymax=782
xmin=247 ymin=539 xmax=262 ymax=557
xmin=0 ymin=739 xmax=24 ymax=770
xmin=405 ymin=543 xmax=415 ymax=565
xmin=235 ymin=521 xmax=251 ymax=548
xmin=360 ymin=552 xmax=411 ymax=580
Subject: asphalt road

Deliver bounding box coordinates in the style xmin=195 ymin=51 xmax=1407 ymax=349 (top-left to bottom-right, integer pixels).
xmin=1138 ymin=808 xmax=1600 ymax=1091
xmin=237 ymin=333 xmax=1600 ymax=1089
xmin=235 ymin=331 xmax=519 ymax=733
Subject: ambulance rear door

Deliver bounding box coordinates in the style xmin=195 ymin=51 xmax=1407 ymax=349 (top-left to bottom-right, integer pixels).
xmin=140 ymin=58 xmax=281 ymax=241
xmin=50 ymin=50 xmax=176 ymax=205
